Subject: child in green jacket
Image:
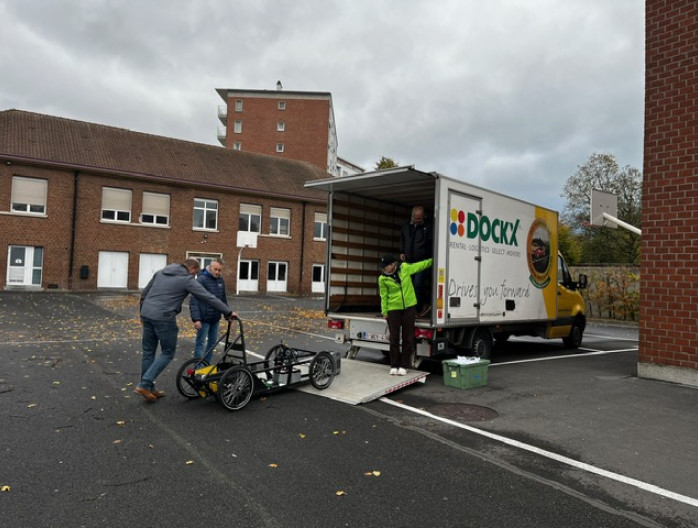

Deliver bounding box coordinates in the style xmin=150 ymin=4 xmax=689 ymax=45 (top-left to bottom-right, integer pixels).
xmin=378 ymin=254 xmax=433 ymax=375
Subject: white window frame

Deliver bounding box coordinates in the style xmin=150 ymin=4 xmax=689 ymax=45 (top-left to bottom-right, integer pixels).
xmin=101 ymin=187 xmax=132 ymax=223
xmin=11 ymin=176 xmax=47 ymax=215
xmin=277 ymin=121 xmax=285 ymax=132
xmin=186 ymin=252 xmax=223 ymax=271
xmin=238 ymin=259 xmax=259 ymax=292
xmin=233 ymin=142 xmax=242 ymax=151
xmin=276 ymin=143 xmax=284 ymax=153
xmin=267 ymin=261 xmax=288 ymax=293
xmin=239 ymin=203 xmax=262 ymax=233
xmin=140 ymin=192 xmax=170 ymax=226
xmin=270 ymin=207 xmax=290 ymax=237
xmin=278 ymin=101 xmax=286 ymax=110
xmin=235 ymin=99 xmax=243 ymax=112
xmin=193 ymin=198 xmax=218 ymax=231
xmin=314 ymin=212 xmax=328 ymax=240
xmin=234 ymin=120 xmax=242 ymax=133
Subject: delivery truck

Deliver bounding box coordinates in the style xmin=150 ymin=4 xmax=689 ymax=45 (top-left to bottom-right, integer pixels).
xmin=305 ymin=166 xmax=587 ymax=365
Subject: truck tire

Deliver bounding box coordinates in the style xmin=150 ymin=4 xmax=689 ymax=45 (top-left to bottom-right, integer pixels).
xmin=562 ymin=317 xmax=584 ymax=349
xmin=471 ymin=329 xmax=493 ymax=360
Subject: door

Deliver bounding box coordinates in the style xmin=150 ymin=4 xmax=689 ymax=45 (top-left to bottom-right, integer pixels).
xmin=6 ymin=246 xmax=43 ymax=287
xmin=138 ymin=253 xmax=167 ymax=289
xmin=98 ymin=251 xmax=129 ymax=288
xmin=238 ymin=259 xmax=259 ymax=292
xmin=267 ymin=261 xmax=288 ymax=292
xmin=446 ymin=192 xmax=482 ymax=320
xmin=312 ymin=264 xmax=325 ymax=294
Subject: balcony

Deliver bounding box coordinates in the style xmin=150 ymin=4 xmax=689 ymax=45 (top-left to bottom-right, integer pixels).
xmin=217 ymin=105 xmax=227 ymax=125
xmin=217 ymin=126 xmax=226 ymax=146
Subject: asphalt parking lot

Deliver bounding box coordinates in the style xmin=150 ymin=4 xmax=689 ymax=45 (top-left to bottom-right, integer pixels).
xmin=0 ymin=292 xmax=696 ymax=528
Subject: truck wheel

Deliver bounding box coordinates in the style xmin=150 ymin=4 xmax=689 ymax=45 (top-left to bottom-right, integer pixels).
xmin=471 ymin=329 xmax=493 ymax=360
xmin=562 ymin=318 xmax=584 ymax=349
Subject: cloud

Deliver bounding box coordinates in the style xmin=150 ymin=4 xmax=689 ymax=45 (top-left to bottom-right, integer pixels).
xmin=0 ymin=0 xmax=644 ymax=211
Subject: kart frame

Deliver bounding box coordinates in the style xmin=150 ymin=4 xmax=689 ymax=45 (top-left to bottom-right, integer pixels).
xmin=175 ymin=317 xmax=338 ymax=411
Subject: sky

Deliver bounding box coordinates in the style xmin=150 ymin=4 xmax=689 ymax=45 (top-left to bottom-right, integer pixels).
xmin=0 ymin=0 xmax=644 ymax=213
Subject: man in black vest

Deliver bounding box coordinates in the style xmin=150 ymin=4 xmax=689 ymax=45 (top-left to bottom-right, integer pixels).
xmin=400 ymin=205 xmax=433 ymax=317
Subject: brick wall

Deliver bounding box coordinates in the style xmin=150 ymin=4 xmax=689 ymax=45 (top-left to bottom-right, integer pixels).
xmin=226 ymin=96 xmax=330 ymax=171
xmin=641 ymin=0 xmax=698 ymax=384
xmin=1 ymin=164 xmax=328 ymax=296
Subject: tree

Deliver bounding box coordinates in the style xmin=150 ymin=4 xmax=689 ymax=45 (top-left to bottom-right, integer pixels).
xmin=558 ymin=223 xmax=583 ymax=265
xmin=374 ymin=156 xmax=398 ymax=170
xmin=561 ymin=153 xmax=641 ymax=264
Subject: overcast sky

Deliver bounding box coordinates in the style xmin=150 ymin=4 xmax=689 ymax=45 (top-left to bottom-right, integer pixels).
xmin=0 ymin=0 xmax=644 ymax=213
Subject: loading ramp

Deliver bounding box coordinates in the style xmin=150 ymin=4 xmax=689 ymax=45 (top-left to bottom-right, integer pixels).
xmin=298 ymin=358 xmax=428 ymax=405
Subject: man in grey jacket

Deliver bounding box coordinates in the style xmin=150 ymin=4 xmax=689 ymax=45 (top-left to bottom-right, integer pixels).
xmin=135 ymin=259 xmax=235 ymax=402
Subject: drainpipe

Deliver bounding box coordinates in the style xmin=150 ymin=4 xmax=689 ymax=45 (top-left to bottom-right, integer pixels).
xmin=68 ymin=170 xmax=79 ymax=289
xmin=299 ymin=202 xmax=306 ymax=293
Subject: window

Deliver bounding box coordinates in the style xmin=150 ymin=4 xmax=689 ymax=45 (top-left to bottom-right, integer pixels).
xmin=233 ymin=142 xmax=242 ymax=151
xmin=193 ymin=198 xmax=218 ymax=230
xmin=11 ymin=177 xmax=47 ymax=214
xmin=277 ymin=121 xmax=285 ymax=132
xmin=239 ymin=204 xmax=261 ymax=233
xmin=101 ymin=187 xmax=132 ymax=222
xmin=314 ymin=212 xmax=328 ymax=240
xmin=234 ymin=120 xmax=242 ymax=133
xmin=276 ymin=143 xmax=284 ymax=153
xmin=235 ymin=99 xmax=243 ymax=112
xmin=278 ymin=101 xmax=286 ymax=110
xmin=270 ymin=207 xmax=290 ymax=236
xmin=140 ymin=192 xmax=170 ymax=226
xmin=187 ymin=252 xmax=222 ymax=271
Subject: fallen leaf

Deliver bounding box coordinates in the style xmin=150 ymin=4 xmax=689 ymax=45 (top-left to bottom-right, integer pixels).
xmin=53 ymin=381 xmax=61 ymax=385
xmin=112 ymin=440 xmax=122 ymax=444
xmin=335 ymin=490 xmax=346 ymax=496
xmin=268 ymin=463 xmax=278 ymax=468
xmin=299 ymin=433 xmax=306 ymax=439
xmin=185 ymin=460 xmax=194 ymax=465
xmin=116 ymin=421 xmax=126 ymax=426
xmin=27 ymin=404 xmax=37 ymax=408
xmin=1 ymin=485 xmax=10 ymax=492
xmin=90 ymin=396 xmax=97 ymax=400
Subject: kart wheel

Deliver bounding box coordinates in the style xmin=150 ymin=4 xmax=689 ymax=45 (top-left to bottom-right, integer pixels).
xmin=176 ymin=358 xmax=209 ymax=399
xmin=309 ymin=351 xmax=336 ymax=390
xmin=218 ymin=366 xmax=254 ymax=411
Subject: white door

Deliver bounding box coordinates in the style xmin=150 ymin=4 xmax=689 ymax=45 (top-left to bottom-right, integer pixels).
xmin=138 ymin=253 xmax=167 ymax=288
xmin=98 ymin=251 xmax=129 ymax=288
xmin=446 ymin=192 xmax=481 ymax=320
xmin=267 ymin=262 xmax=287 ymax=293
xmin=6 ymin=246 xmax=43 ymax=287
xmin=312 ymin=264 xmax=325 ymax=294
xmin=238 ymin=259 xmax=259 ymax=292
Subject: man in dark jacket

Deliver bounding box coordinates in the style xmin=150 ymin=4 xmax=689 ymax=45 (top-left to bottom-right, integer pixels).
xmin=190 ymin=260 xmax=228 ymax=364
xmin=135 ymin=259 xmax=234 ymax=402
xmin=400 ymin=205 xmax=433 ymax=316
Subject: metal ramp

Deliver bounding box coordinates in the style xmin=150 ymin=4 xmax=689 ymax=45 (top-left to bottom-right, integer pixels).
xmin=297 ymin=358 xmax=428 ymax=405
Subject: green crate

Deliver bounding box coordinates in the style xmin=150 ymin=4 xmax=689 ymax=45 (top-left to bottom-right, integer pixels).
xmin=442 ymin=359 xmax=490 ymax=389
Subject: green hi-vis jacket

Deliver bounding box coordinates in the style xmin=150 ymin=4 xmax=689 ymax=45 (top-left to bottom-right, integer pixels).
xmin=379 ymin=259 xmax=433 ymax=316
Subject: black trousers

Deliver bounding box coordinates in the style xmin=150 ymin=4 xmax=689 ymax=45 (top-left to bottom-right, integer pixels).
xmin=387 ymin=306 xmax=417 ymax=369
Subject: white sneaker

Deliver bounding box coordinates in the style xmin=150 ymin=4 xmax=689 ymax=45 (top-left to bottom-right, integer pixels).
xmin=389 ymin=368 xmax=398 ymax=375
xmin=397 ymin=368 xmax=407 ymax=376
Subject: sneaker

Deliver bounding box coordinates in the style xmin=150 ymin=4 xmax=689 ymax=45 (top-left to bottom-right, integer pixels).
xmin=397 ymin=368 xmax=407 ymax=376
xmin=389 ymin=368 xmax=398 ymax=375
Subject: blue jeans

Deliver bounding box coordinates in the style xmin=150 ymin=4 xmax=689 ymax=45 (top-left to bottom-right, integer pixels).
xmin=194 ymin=320 xmax=220 ymax=364
xmin=139 ymin=317 xmax=179 ymax=391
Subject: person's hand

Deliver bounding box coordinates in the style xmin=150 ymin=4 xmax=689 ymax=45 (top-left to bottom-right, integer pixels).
xmin=226 ymin=312 xmax=239 ymax=321
xmin=400 ymin=253 xmax=406 ymax=261
xmin=193 ymin=321 xmax=202 ymax=330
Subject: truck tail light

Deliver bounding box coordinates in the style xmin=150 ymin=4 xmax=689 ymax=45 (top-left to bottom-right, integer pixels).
xmin=328 ymin=319 xmax=344 ymax=330
xmin=415 ymin=328 xmax=434 ymax=339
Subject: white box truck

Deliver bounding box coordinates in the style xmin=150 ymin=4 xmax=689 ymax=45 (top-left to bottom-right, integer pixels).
xmin=305 ymin=167 xmax=587 ymax=365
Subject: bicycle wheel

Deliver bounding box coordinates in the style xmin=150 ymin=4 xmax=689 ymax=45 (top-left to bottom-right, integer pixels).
xmin=309 ymin=351 xmax=336 ymax=390
xmin=218 ymin=366 xmax=254 ymax=411
xmin=176 ymin=358 xmax=210 ymax=398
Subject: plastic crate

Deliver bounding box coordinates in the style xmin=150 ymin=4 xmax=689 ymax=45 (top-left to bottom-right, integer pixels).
xmin=442 ymin=359 xmax=490 ymax=389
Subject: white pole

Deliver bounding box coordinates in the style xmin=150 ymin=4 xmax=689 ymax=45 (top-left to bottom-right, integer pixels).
xmin=602 ymin=212 xmax=642 ymax=235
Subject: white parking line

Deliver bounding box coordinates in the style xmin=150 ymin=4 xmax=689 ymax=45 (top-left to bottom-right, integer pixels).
xmin=491 ymin=348 xmax=638 ymax=366
xmin=380 ymin=397 xmax=698 ymax=508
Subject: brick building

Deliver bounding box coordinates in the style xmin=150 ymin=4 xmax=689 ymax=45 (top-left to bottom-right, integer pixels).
xmin=216 ymin=86 xmax=340 ymax=175
xmin=641 ymin=0 xmax=698 ymax=386
xmin=0 ymin=109 xmax=330 ymax=295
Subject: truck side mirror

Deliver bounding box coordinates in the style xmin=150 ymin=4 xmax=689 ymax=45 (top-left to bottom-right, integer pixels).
xmin=577 ymin=274 xmax=588 ymax=290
